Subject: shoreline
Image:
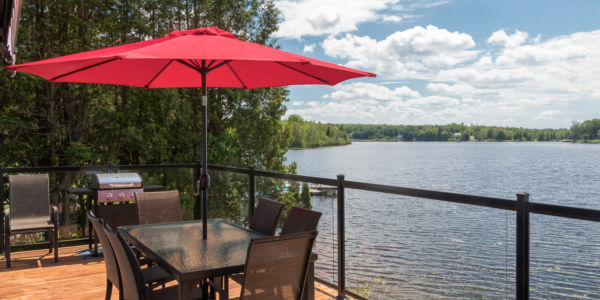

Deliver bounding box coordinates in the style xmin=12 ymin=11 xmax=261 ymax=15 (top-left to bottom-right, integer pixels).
xmin=288 ymin=139 xmax=599 ymax=150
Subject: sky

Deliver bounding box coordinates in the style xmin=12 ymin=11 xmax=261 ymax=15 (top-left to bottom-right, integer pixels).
xmin=275 ymin=0 xmax=600 ymax=129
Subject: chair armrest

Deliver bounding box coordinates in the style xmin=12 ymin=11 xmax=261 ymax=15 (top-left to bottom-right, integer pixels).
xmin=51 ymin=206 xmax=59 ymax=225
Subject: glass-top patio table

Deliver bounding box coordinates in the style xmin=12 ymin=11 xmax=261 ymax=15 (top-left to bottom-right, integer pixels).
xmin=119 ymin=219 xmax=264 ymax=299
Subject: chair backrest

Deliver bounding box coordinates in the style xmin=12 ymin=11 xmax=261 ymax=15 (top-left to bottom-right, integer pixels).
xmin=241 ymin=231 xmax=318 ymax=300
xmin=103 ymin=223 xmax=146 ymax=300
xmin=87 ymin=210 xmax=120 ymax=289
xmin=281 ymin=207 xmax=322 ymax=235
xmin=135 ymin=190 xmax=182 ymax=224
xmin=9 ymin=174 xmax=50 ymax=221
xmin=249 ymin=198 xmax=284 ymax=236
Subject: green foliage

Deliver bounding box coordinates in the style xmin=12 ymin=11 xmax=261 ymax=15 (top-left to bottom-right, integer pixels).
xmin=570 ymin=119 xmax=600 ymax=142
xmin=340 ymin=123 xmax=574 ymax=142
xmin=0 ymin=0 xmax=291 ymax=228
xmin=300 ymin=182 xmax=311 ymax=209
xmin=284 ymin=114 xmax=350 ymax=148
xmin=1 ymin=0 xmax=286 ymax=169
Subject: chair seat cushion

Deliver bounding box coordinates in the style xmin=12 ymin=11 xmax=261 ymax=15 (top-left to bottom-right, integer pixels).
xmin=10 ymin=217 xmax=53 ymax=232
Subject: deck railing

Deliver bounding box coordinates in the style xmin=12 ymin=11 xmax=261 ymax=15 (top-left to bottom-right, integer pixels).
xmin=1 ymin=163 xmax=600 ymax=300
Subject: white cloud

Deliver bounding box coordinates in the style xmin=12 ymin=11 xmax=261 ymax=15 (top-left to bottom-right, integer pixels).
xmin=381 ymin=15 xmax=403 ymax=23
xmin=293 ymin=29 xmax=600 ymax=127
xmin=487 ymin=29 xmax=529 ymax=48
xmin=287 ymin=83 xmax=462 ymax=124
xmin=306 ymin=101 xmax=320 ymax=108
xmin=426 ymin=82 xmax=492 ymax=96
xmin=303 ymin=43 xmax=316 ymax=53
xmin=326 ymin=82 xmax=421 ymax=101
xmin=535 ymin=110 xmax=562 ymax=120
xmin=291 ymin=101 xmax=303 ymax=106
xmin=322 ymin=25 xmax=478 ymax=79
xmin=276 ymin=0 xmax=396 ymax=39
xmin=276 ymin=0 xmax=452 ymax=39
xmin=412 ymin=0 xmax=451 ymax=9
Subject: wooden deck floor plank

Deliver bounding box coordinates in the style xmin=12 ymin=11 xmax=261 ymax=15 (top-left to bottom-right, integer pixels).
xmin=1 ymin=246 xmax=341 ymax=300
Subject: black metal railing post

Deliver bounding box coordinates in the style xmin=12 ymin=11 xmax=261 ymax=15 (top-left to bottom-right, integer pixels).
xmin=516 ymin=192 xmax=530 ymax=300
xmin=336 ymin=174 xmax=345 ymax=299
xmin=194 ymin=161 xmax=201 ymax=220
xmin=248 ymin=168 xmax=256 ymax=218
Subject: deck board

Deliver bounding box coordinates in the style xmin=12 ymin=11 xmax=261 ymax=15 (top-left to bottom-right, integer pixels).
xmin=1 ymin=245 xmax=340 ymax=300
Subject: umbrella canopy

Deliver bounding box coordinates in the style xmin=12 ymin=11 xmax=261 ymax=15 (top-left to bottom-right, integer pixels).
xmin=6 ymin=27 xmax=374 ymax=88
xmin=6 ymin=27 xmax=375 ymax=239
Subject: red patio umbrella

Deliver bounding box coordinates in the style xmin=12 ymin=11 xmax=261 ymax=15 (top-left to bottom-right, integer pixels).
xmin=6 ymin=27 xmax=375 ymax=239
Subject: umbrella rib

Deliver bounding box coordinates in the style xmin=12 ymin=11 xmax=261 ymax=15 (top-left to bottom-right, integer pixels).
xmin=226 ymin=63 xmax=247 ymax=89
xmin=193 ymin=59 xmax=202 ymax=69
xmin=208 ymin=60 xmax=231 ymax=72
xmin=206 ymin=60 xmax=216 ymax=70
xmin=144 ymin=59 xmax=174 ymax=88
xmin=176 ymin=59 xmax=200 ymax=71
xmin=275 ymin=62 xmax=330 ymax=85
xmin=50 ymin=57 xmax=120 ymax=81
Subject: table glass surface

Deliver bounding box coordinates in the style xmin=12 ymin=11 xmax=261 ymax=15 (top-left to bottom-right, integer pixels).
xmin=119 ymin=219 xmax=263 ymax=277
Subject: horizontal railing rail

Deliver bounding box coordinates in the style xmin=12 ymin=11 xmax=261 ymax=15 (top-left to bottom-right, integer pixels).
xmin=2 ymin=163 xmax=600 ymax=300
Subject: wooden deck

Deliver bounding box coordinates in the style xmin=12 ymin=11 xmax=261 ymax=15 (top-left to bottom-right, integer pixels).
xmin=0 ymin=246 xmax=340 ymax=300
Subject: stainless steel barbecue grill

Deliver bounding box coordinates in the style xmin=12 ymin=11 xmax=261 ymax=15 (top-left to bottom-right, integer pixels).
xmin=89 ymin=173 xmax=143 ymax=203
xmin=88 ymin=172 xmax=142 ymax=254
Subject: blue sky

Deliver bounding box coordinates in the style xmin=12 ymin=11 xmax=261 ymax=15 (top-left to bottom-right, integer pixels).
xmin=275 ymin=0 xmax=600 ymax=128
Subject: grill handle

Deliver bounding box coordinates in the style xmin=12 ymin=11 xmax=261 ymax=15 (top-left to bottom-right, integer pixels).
xmin=109 ymin=183 xmax=134 ymax=188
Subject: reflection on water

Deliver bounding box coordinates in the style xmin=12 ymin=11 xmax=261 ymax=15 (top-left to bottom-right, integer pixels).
xmin=287 ymin=142 xmax=600 ymax=299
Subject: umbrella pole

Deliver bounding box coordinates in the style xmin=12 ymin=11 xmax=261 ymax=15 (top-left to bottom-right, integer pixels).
xmin=201 ymin=66 xmax=209 ymax=240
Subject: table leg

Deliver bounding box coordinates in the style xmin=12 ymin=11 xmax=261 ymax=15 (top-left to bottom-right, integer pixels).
xmin=179 ymin=280 xmax=192 ymax=300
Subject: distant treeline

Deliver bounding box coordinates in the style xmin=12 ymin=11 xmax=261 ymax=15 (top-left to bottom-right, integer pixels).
xmin=284 ymin=115 xmax=351 ymax=148
xmin=283 ymin=117 xmax=600 ymax=148
xmin=335 ymin=119 xmax=600 ymax=142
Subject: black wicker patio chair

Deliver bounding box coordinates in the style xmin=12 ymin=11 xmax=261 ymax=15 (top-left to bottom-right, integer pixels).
xmin=103 ymin=222 xmax=202 ymax=300
xmin=89 ymin=211 xmax=174 ymax=300
xmin=248 ymin=198 xmax=284 ymax=236
xmin=135 ymin=190 xmax=182 ymax=225
xmin=280 ymin=207 xmax=322 ymax=235
xmin=210 ymin=231 xmax=318 ymax=300
xmin=4 ymin=174 xmax=58 ymax=268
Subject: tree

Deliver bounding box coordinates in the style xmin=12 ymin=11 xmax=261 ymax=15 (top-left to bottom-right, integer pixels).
xmin=300 ymin=182 xmax=311 ymax=209
xmin=1 ymin=0 xmax=289 ymax=229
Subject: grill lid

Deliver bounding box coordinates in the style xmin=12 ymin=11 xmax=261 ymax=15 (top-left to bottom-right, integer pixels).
xmin=89 ymin=173 xmax=142 ymax=189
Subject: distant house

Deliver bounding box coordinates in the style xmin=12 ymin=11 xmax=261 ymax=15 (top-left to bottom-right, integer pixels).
xmin=453 ymin=132 xmax=462 ymax=139
xmin=0 ymin=0 xmax=22 ymax=65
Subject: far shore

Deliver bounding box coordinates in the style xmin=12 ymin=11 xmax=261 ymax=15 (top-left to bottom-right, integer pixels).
xmin=289 ymin=139 xmax=599 ymax=150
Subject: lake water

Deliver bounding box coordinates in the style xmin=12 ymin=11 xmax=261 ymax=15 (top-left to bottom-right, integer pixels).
xmin=285 ymin=142 xmax=600 ymax=299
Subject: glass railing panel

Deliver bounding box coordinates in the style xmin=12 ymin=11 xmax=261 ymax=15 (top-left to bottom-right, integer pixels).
xmin=311 ymin=189 xmax=339 ymax=285
xmin=126 ymin=167 xmax=196 ymax=220
xmin=206 ymin=169 xmax=249 ymax=225
xmin=530 ymin=214 xmax=600 ymax=299
xmin=344 ymin=189 xmax=515 ymax=299
xmin=255 ymin=177 xmax=339 ymax=285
